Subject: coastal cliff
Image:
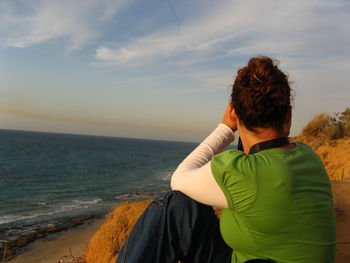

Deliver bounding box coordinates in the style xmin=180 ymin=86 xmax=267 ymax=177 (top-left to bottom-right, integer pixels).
xmin=84 ymin=200 xmax=151 ymax=263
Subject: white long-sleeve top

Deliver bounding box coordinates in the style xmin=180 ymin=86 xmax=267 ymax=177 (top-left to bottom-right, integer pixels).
xmin=170 ymin=123 xmax=235 ymax=208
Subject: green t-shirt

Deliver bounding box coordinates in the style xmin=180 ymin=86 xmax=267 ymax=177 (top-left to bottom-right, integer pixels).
xmin=211 ymin=142 xmax=336 ymax=263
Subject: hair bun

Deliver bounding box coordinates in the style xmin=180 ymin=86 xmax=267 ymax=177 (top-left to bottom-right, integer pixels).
xmin=231 ymin=56 xmax=292 ymax=132
xmin=248 ymin=56 xmax=277 ymax=85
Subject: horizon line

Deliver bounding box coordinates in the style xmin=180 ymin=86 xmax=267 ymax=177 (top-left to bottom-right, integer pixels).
xmin=0 ymin=127 xmax=201 ymax=144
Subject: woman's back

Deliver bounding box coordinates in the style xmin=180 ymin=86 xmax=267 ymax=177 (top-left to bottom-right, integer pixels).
xmin=213 ymin=142 xmax=336 ymax=263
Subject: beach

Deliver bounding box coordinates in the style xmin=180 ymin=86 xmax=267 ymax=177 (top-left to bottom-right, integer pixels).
xmin=5 ymin=219 xmax=102 ymax=263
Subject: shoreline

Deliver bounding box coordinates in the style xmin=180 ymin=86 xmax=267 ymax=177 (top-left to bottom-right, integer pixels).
xmin=0 ymin=214 xmax=102 ymax=261
xmin=0 ymin=191 xmax=161 ymax=261
xmin=4 ymin=218 xmax=103 ymax=263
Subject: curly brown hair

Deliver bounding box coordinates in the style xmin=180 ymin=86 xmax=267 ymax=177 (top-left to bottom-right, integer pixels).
xmin=231 ymin=56 xmax=292 ymax=132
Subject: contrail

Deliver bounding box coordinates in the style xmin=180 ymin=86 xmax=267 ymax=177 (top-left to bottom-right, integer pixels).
xmin=167 ymin=0 xmax=180 ymax=38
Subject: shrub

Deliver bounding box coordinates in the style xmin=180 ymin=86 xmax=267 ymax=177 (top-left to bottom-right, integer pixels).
xmin=298 ymin=107 xmax=349 ymax=149
xmin=302 ymin=113 xmax=343 ymax=140
xmin=302 ymin=113 xmax=332 ymax=137
xmin=339 ymin=107 xmax=350 ymax=138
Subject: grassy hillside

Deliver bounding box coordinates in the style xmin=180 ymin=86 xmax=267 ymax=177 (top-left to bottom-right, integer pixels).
xmin=295 ymin=107 xmax=350 ymax=150
xmin=294 ymin=107 xmax=350 ymax=181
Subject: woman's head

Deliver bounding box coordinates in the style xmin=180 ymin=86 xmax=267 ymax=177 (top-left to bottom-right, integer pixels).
xmin=231 ymin=56 xmax=292 ymax=133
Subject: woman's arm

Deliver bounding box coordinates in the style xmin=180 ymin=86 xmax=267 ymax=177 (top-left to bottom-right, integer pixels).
xmin=170 ymin=123 xmax=235 ymax=208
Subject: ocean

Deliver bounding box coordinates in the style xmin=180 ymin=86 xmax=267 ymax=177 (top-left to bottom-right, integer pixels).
xmin=0 ymin=129 xmax=198 ymax=254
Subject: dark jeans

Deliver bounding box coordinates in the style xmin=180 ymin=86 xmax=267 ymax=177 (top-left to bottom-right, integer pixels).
xmin=115 ymin=190 xmax=232 ymax=263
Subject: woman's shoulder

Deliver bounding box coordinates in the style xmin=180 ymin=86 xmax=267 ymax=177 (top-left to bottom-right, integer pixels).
xmin=211 ymin=149 xmax=257 ymax=176
xmin=212 ymin=142 xmax=320 ymax=173
xmin=212 ymin=149 xmax=248 ymax=166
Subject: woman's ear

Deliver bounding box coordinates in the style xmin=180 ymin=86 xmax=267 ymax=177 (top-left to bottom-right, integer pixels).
xmin=231 ymin=106 xmax=242 ymax=128
xmin=230 ymin=106 xmax=236 ymax=122
xmin=222 ymin=103 xmax=237 ymax=131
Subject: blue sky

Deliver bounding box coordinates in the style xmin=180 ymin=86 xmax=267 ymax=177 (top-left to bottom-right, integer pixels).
xmin=0 ymin=0 xmax=349 ymax=142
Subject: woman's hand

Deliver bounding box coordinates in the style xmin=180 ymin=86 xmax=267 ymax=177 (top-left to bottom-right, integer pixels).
xmin=221 ymin=102 xmax=237 ymax=132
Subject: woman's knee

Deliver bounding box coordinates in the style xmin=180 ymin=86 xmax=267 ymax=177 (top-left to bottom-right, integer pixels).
xmin=150 ymin=190 xmax=190 ymax=207
xmin=150 ymin=190 xmax=205 ymax=211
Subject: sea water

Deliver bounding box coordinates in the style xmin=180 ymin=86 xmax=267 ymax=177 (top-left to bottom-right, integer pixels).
xmin=0 ymin=129 xmax=197 ymax=244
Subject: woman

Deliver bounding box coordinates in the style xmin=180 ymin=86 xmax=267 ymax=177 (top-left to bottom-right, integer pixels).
xmin=116 ymin=56 xmax=336 ymax=263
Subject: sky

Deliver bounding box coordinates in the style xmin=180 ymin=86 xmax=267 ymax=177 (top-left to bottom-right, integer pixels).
xmin=0 ymin=0 xmax=349 ymax=142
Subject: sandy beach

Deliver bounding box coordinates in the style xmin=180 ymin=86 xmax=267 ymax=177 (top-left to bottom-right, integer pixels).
xmin=5 ymin=219 xmax=103 ymax=263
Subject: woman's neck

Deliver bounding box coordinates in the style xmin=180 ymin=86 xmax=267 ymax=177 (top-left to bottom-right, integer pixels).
xmin=238 ymin=126 xmax=290 ymax=154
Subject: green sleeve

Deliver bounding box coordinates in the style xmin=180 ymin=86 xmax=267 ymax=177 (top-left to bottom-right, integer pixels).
xmin=211 ymin=150 xmax=257 ymax=212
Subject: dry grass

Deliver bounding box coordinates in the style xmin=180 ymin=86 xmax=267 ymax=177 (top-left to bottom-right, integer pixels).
xmin=298 ymin=113 xmax=339 ymax=149
xmin=293 ymin=107 xmax=350 ymax=181
xmin=295 ymin=107 xmax=350 ymax=150
xmin=302 ymin=113 xmax=332 ymax=138
xmin=314 ymin=139 xmax=350 ymax=181
xmin=84 ymin=200 xmax=151 ymax=263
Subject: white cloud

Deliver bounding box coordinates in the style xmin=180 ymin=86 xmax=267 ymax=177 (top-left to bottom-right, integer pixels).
xmin=93 ymin=0 xmax=350 ymax=69
xmin=95 ymin=46 xmax=141 ymax=65
xmin=0 ymin=0 xmax=131 ymax=49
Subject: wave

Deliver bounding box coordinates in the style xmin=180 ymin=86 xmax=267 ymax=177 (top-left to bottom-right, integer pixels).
xmin=0 ymin=199 xmax=103 ymax=225
xmin=72 ymin=199 xmax=102 ymax=205
xmin=153 ymin=169 xmax=174 ymax=182
xmin=115 ymin=194 xmax=131 ymax=200
xmin=162 ymin=172 xmax=172 ymax=181
xmin=0 ymin=214 xmax=38 ymax=225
